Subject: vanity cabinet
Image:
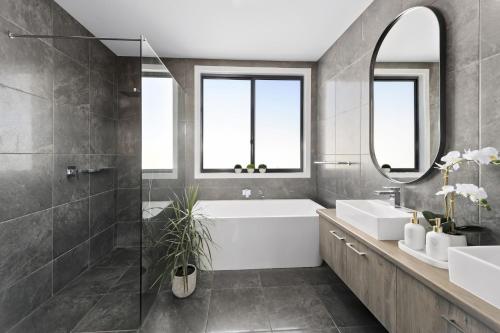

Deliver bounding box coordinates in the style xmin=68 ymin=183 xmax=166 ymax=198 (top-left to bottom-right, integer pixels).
xmin=397 ymin=268 xmax=495 ymax=333
xmin=318 ymin=213 xmax=498 ymax=333
xmin=320 ymin=217 xmax=396 ymax=331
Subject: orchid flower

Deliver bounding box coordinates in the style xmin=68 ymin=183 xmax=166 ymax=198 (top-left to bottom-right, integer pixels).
xmin=463 ymin=147 xmax=499 ymax=165
xmin=435 ymin=150 xmax=462 ymax=171
xmin=455 ymin=183 xmax=491 ymax=210
xmin=436 ymin=185 xmax=455 ymax=197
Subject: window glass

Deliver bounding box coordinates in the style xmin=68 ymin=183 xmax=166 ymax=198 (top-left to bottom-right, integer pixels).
xmin=255 ymin=79 xmax=301 ymax=169
xmin=142 ymin=76 xmax=174 ymax=170
xmin=202 ymin=78 xmax=251 ymax=169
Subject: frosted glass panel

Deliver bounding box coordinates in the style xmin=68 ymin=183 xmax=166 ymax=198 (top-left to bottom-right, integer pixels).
xmin=202 ymin=78 xmax=251 ymax=169
xmin=255 ymin=80 xmax=301 ymax=169
xmin=142 ymin=76 xmax=174 ymax=170
xmin=373 ymin=80 xmax=416 ymax=170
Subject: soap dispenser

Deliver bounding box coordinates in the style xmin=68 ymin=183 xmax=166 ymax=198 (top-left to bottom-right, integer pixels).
xmin=425 ymin=218 xmax=450 ymax=261
xmin=404 ymin=211 xmax=426 ymax=250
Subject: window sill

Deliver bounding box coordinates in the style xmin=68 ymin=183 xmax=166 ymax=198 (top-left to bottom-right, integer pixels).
xmin=194 ymin=172 xmax=310 ymax=179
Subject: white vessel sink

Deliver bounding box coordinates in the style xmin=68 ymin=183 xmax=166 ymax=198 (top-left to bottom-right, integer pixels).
xmin=448 ymin=246 xmax=500 ymax=309
xmin=336 ymin=200 xmax=411 ymax=240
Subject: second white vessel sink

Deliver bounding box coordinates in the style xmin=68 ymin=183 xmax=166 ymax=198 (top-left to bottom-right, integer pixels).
xmin=336 ymin=200 xmax=411 ymax=240
xmin=449 ymin=246 xmax=500 ymax=309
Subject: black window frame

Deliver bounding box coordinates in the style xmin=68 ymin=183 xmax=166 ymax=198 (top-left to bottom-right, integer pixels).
xmin=200 ymin=74 xmax=305 ymax=173
xmin=373 ymin=76 xmax=420 ymax=173
xmin=141 ymin=71 xmax=175 ymax=174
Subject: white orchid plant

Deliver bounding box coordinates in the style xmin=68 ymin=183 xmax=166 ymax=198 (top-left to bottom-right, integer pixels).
xmin=430 ymin=147 xmax=499 ymax=233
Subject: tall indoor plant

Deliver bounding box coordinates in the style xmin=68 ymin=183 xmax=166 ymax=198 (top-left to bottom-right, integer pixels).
xmin=153 ymin=186 xmax=214 ymax=298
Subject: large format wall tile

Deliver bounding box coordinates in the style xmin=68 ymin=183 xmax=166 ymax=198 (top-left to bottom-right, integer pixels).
xmin=90 ymin=190 xmax=116 ymax=236
xmin=54 ymin=103 xmax=90 ymax=154
xmin=0 ymin=17 xmax=53 ymax=99
xmin=117 ymin=116 xmax=140 ymax=155
xmin=0 ymin=264 xmax=52 ymax=331
xmin=0 ymin=154 xmax=52 ymax=222
xmin=116 ymin=189 xmax=141 ymax=222
xmin=0 ymin=209 xmax=52 ymax=288
xmin=90 ymin=155 xmax=116 ymax=195
xmin=53 ymin=154 xmax=90 ymax=206
xmin=52 ymin=2 xmax=90 ymax=66
xmin=481 ymin=54 xmax=500 ymax=147
xmin=53 ymin=241 xmax=89 ymax=293
xmin=53 ymin=198 xmax=89 ymax=258
xmin=0 ymin=0 xmax=52 ymax=36
xmin=480 ymin=0 xmax=500 ymax=59
xmin=90 ymin=71 xmax=115 ymax=119
xmin=90 ymin=227 xmax=114 ymax=265
xmin=54 ymin=51 xmax=89 ymax=107
xmin=0 ymin=86 xmax=53 ymax=153
xmin=91 ymin=114 xmax=117 ymax=154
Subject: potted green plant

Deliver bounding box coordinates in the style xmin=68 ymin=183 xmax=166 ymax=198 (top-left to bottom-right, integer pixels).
xmin=246 ymin=163 xmax=255 ymax=173
xmin=234 ymin=164 xmax=242 ymax=173
xmin=152 ymin=186 xmax=213 ymax=298
xmin=258 ymin=164 xmax=267 ymax=173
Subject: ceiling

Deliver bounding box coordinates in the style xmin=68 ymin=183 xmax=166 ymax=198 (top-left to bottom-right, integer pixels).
xmin=55 ymin=0 xmax=372 ymax=61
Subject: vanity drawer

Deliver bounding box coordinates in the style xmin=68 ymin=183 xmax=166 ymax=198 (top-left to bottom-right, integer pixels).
xmin=441 ymin=301 xmax=495 ymax=333
xmin=329 ymin=224 xmax=347 ymax=282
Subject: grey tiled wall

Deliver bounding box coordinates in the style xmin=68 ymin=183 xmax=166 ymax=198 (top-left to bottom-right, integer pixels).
xmin=146 ymin=58 xmax=318 ymax=201
xmin=316 ymin=0 xmax=500 ymax=244
xmin=0 ymin=2 xmax=119 ymax=330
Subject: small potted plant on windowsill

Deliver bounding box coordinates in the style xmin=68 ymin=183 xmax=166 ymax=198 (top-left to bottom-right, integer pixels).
xmin=234 ymin=164 xmax=242 ymax=173
xmin=258 ymin=164 xmax=267 ymax=173
xmin=246 ymin=163 xmax=255 ymax=173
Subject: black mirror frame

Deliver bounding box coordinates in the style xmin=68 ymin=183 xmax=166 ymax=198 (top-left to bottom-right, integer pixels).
xmin=369 ymin=6 xmax=446 ymax=184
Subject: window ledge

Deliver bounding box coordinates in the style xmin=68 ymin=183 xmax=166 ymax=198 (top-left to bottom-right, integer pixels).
xmin=194 ymin=172 xmax=310 ymax=179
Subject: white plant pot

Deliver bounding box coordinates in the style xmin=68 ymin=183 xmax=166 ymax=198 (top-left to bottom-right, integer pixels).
xmin=447 ymin=233 xmax=467 ymax=247
xmin=234 ymin=168 xmax=242 ymax=174
xmin=172 ymin=265 xmax=197 ymax=298
xmin=247 ymin=169 xmax=255 ymax=173
xmin=259 ymin=168 xmax=266 ymax=173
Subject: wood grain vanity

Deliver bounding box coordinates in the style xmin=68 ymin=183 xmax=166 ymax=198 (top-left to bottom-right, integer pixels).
xmin=318 ymin=209 xmax=500 ymax=333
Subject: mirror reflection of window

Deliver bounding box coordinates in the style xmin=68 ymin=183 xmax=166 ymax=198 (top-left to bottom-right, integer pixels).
xmin=142 ymin=75 xmax=174 ymax=172
xmin=373 ymin=77 xmax=418 ymax=172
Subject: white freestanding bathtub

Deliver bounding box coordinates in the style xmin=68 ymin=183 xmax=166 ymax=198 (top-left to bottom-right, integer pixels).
xmin=196 ymin=199 xmax=324 ymax=270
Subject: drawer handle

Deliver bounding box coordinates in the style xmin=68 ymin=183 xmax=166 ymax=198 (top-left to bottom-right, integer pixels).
xmin=441 ymin=315 xmax=465 ymax=332
xmin=346 ymin=242 xmax=366 ymax=256
xmin=329 ymin=230 xmax=345 ymax=241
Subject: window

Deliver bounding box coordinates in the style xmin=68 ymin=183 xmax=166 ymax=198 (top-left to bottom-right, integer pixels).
xmin=201 ymin=75 xmax=303 ymax=173
xmin=373 ymin=77 xmax=419 ymax=172
xmin=142 ymin=73 xmax=175 ymax=174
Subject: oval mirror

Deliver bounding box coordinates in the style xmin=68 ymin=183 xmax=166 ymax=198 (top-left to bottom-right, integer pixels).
xmin=370 ymin=6 xmax=445 ymax=183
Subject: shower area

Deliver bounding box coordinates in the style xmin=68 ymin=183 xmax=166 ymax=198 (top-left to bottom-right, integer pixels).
xmin=0 ymin=3 xmax=181 ymax=332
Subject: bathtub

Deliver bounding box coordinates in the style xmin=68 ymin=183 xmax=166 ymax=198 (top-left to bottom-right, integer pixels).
xmin=196 ymin=199 xmax=324 ymax=270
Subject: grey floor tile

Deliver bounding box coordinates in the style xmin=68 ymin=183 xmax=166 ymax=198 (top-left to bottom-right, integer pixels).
xmin=313 ymin=284 xmax=380 ymax=328
xmin=212 ymin=269 xmax=261 ymax=289
xmin=141 ymin=289 xmax=210 ymax=333
xmin=277 ymin=328 xmax=339 ymax=333
xmin=59 ymin=266 xmax=127 ymax=296
xmin=8 ymin=293 xmax=100 ymax=333
xmin=72 ymin=292 xmax=141 ymax=332
xmin=263 ymin=285 xmax=334 ymax=331
xmin=110 ymin=266 xmax=141 ymax=293
xmin=207 ymin=288 xmax=270 ymax=333
xmin=260 ymin=268 xmax=306 ymax=287
xmin=338 ymin=325 xmax=387 ymax=333
xmin=299 ymin=266 xmax=343 ymax=286
xmin=94 ymin=247 xmax=140 ymax=268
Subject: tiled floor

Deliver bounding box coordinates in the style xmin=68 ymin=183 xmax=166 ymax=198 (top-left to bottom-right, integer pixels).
xmin=7 ymin=248 xmax=146 ymax=333
xmin=141 ymin=265 xmax=388 ymax=333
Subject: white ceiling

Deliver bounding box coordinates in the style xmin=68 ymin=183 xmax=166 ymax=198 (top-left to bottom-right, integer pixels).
xmin=376 ymin=7 xmax=440 ymax=62
xmin=55 ymin=0 xmax=373 ymax=61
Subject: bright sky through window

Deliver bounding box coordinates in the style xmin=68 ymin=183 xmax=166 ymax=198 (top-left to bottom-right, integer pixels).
xmin=142 ymin=76 xmax=174 ymax=170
